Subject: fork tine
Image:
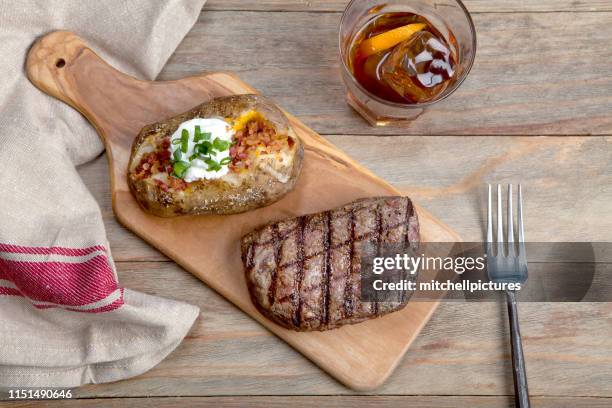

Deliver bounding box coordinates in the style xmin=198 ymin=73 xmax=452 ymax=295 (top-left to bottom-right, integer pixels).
xmin=518 ymin=184 xmax=525 ymax=247
xmin=487 ymin=184 xmax=493 ymax=249
xmin=507 ymin=185 xmax=515 ymax=255
xmin=497 ymin=184 xmax=504 ymax=255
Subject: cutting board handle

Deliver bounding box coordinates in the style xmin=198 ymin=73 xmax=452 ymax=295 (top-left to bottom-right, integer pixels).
xmin=28 ymin=31 xmax=106 ymax=117
xmin=28 ymin=31 xmax=82 ymax=106
xmin=25 ymin=30 xmax=155 ymax=152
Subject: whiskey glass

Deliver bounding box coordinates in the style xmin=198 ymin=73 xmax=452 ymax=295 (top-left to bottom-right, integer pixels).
xmin=339 ymin=0 xmax=477 ymax=126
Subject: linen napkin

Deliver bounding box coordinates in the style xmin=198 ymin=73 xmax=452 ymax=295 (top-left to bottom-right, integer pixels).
xmin=0 ymin=0 xmax=206 ymax=388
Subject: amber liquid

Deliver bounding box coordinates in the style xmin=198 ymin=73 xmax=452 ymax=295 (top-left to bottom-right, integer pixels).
xmin=349 ymin=12 xmax=458 ymax=104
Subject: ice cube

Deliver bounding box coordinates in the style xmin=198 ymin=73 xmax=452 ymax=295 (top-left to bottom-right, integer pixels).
xmin=380 ymin=31 xmax=456 ymax=103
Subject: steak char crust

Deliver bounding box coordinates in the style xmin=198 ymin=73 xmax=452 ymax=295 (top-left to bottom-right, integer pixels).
xmin=241 ymin=196 xmax=420 ymax=331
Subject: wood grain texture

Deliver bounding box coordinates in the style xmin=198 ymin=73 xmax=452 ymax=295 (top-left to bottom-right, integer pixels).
xmin=71 ymin=135 xmax=612 ymax=398
xmin=161 ymin=11 xmax=612 ymax=135
xmin=204 ymin=0 xmax=612 ymax=12
xmin=77 ymin=135 xmax=612 ymax=264
xmin=26 ymin=31 xmax=461 ymax=391
xmin=39 ymin=261 xmax=608 ymax=398
xmin=4 ymin=396 xmax=612 ymax=408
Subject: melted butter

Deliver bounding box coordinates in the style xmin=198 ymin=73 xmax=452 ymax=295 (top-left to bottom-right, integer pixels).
xmin=230 ymin=110 xmax=265 ymax=132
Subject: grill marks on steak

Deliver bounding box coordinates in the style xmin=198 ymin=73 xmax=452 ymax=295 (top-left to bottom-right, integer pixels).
xmin=242 ymin=196 xmax=419 ymax=331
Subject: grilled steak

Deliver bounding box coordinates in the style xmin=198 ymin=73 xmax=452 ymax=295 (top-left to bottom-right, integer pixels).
xmin=241 ymin=196 xmax=419 ymax=331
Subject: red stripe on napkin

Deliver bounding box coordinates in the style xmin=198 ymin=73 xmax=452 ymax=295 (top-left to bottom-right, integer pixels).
xmin=65 ymin=289 xmax=125 ymax=313
xmin=0 ymin=256 xmax=117 ymax=306
xmin=0 ymin=243 xmax=123 ymax=313
xmin=0 ymin=287 xmax=22 ymax=296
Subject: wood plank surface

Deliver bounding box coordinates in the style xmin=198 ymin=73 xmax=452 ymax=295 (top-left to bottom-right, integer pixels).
xmin=3 ymin=396 xmax=612 ymax=408
xmin=78 ymin=136 xmax=612 ymax=263
xmin=160 ymin=11 xmax=612 ymax=136
xmin=42 ymin=261 xmax=606 ymax=398
xmin=71 ymin=135 xmax=612 ymax=397
xmin=205 ymin=0 xmax=612 ymax=12
xmin=68 ymin=2 xmax=612 ymax=394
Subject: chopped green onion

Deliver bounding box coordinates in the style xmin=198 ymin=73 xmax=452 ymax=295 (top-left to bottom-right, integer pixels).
xmin=213 ymin=138 xmax=230 ymax=151
xmin=173 ymin=149 xmax=182 ymax=162
xmin=194 ymin=126 xmax=212 ymax=142
xmin=172 ymin=138 xmax=182 ymax=145
xmin=219 ymin=157 xmax=232 ymax=165
xmin=196 ymin=142 xmax=211 ymax=155
xmin=173 ymin=161 xmax=190 ymax=178
xmin=204 ymin=158 xmax=222 ymax=172
xmin=181 ymin=129 xmax=189 ymax=153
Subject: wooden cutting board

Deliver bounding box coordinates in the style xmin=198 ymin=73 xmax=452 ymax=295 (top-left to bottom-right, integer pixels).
xmin=26 ymin=31 xmax=460 ymax=390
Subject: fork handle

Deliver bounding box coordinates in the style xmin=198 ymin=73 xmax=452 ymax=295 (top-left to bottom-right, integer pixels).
xmin=506 ymin=290 xmax=531 ymax=408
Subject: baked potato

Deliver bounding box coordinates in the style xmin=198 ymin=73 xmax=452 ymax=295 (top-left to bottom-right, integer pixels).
xmin=128 ymin=94 xmax=303 ymax=217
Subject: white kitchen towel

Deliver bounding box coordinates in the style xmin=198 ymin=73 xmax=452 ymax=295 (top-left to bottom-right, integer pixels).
xmin=0 ymin=0 xmax=206 ymax=387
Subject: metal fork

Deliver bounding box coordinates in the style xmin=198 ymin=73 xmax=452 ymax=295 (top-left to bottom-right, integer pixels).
xmin=487 ymin=184 xmax=530 ymax=408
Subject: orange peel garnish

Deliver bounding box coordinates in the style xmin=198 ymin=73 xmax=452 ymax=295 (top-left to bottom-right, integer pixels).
xmin=359 ymin=23 xmax=427 ymax=58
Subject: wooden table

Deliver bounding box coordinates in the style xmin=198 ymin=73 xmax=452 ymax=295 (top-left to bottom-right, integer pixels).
xmin=16 ymin=1 xmax=612 ymax=407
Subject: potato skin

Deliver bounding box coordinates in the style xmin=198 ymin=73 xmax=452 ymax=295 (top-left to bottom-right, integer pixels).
xmin=128 ymin=94 xmax=303 ymax=217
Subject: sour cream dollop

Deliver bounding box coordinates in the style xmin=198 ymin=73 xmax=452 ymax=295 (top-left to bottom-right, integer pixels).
xmin=170 ymin=118 xmax=234 ymax=182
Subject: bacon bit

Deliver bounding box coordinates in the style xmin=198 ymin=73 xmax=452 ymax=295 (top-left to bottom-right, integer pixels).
xmin=154 ymin=179 xmax=170 ymax=192
xmin=168 ymin=176 xmax=187 ymax=191
xmin=158 ymin=149 xmax=171 ymax=161
xmin=133 ymin=138 xmax=173 ymax=181
xmin=133 ymin=152 xmax=154 ymax=179
xmin=229 ymin=118 xmax=290 ymax=171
